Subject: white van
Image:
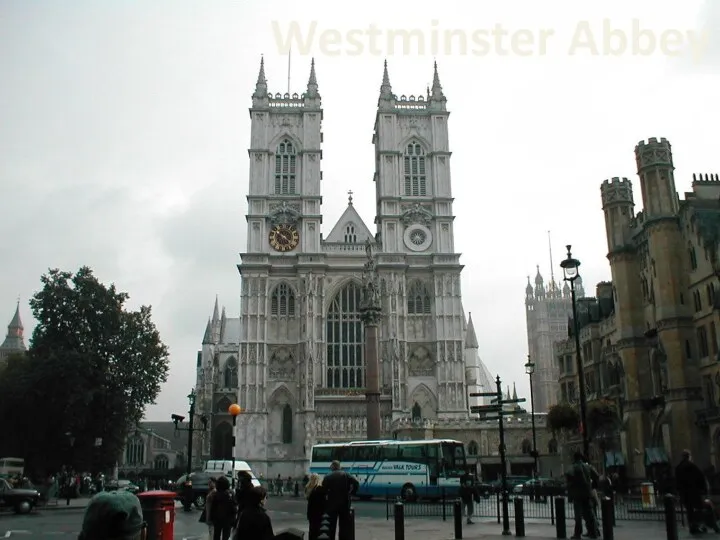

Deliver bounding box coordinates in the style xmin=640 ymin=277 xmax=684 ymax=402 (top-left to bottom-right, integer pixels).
xmin=204 ymin=460 xmax=261 ymax=487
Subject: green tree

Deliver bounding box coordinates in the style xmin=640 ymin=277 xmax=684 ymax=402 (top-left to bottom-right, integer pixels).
xmin=0 ymin=267 xmax=169 ymax=474
xmin=547 ymin=402 xmax=580 ymax=434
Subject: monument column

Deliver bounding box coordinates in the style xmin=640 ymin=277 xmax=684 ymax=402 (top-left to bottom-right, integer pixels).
xmin=360 ymin=239 xmax=383 ymax=440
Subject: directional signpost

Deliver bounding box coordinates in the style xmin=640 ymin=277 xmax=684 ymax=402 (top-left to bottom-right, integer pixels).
xmin=470 ymin=375 xmax=526 ymax=537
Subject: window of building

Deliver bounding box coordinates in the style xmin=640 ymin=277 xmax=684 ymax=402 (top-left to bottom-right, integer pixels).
xmin=467 ymin=441 xmax=479 ymax=456
xmin=274 ymin=139 xmax=297 ymax=195
xmin=282 ymin=404 xmax=293 ymax=444
xmin=407 ymin=281 xmax=432 ymax=315
xmin=154 ymin=454 xmax=169 ymax=470
xmin=224 ymin=356 xmax=238 ymax=388
xmin=403 ymin=141 xmax=427 ymax=197
xmin=271 ymin=283 xmax=296 ymax=317
xmin=412 ymin=402 xmax=422 ymax=419
xmin=709 ymin=284 xmax=716 ymax=308
xmin=694 ymin=290 xmax=703 ymax=312
xmin=125 ymin=436 xmax=144 ymax=466
xmin=217 ymin=397 xmax=231 ymax=414
xmin=326 ymin=283 xmax=364 ymax=388
xmin=698 ymin=326 xmax=710 ymax=359
xmin=689 ymin=247 xmax=698 ymax=270
xmin=711 ymin=322 xmax=718 ymax=358
xmin=344 ymin=224 xmax=357 ymax=243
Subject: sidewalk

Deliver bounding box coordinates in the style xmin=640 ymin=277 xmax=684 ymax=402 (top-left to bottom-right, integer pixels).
xmin=351 ymin=517 xmax=690 ymax=540
xmin=39 ymin=497 xmax=89 ymax=511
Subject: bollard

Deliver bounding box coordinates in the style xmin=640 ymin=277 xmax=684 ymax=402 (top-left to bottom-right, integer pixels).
xmin=318 ymin=512 xmax=332 ymax=540
xmin=348 ymin=507 xmax=356 ymax=540
xmin=501 ymin=491 xmax=511 ymax=536
xmin=554 ymin=497 xmax=566 ymax=539
xmin=663 ymin=494 xmax=678 ymax=540
xmin=453 ymin=499 xmax=463 ymax=540
xmin=601 ymin=497 xmax=614 ymax=540
xmin=514 ymin=497 xmax=525 ymax=537
xmin=496 ymin=491 xmax=501 ymax=524
xmin=394 ymin=501 xmax=405 ymax=540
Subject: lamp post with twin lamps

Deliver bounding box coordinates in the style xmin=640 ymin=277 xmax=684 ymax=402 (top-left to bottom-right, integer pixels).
xmin=228 ymin=403 xmax=243 ymax=488
xmin=560 ymin=245 xmax=590 ymax=459
xmin=524 ymin=357 xmax=539 ymax=475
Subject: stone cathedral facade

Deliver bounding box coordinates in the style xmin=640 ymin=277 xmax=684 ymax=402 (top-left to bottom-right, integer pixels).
xmin=195 ymin=59 xmax=490 ymax=477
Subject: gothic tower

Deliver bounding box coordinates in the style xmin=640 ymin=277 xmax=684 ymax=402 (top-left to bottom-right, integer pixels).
xmin=0 ymin=301 xmax=26 ymax=362
xmin=373 ymin=61 xmax=468 ymax=418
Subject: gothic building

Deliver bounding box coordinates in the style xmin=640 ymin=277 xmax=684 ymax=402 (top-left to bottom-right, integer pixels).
xmin=0 ymin=302 xmax=26 ymax=363
xmin=195 ymin=59 xmax=495 ymax=477
xmin=556 ymin=139 xmax=720 ymax=481
xmin=525 ymin=267 xmax=580 ymax=413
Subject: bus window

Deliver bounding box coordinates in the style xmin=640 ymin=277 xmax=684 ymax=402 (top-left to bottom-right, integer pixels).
xmin=441 ymin=442 xmax=466 ymax=476
xmin=355 ymin=446 xmax=378 ymax=461
xmin=342 ymin=446 xmax=357 ymax=462
xmin=312 ymin=447 xmax=334 ymax=462
xmin=379 ymin=445 xmax=398 ymax=461
xmin=399 ymin=444 xmax=426 ymax=462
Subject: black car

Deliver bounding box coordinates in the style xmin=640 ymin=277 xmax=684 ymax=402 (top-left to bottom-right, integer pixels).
xmin=0 ymin=478 xmax=41 ymax=514
xmin=173 ymin=472 xmax=213 ymax=509
xmin=105 ymin=480 xmax=140 ymax=495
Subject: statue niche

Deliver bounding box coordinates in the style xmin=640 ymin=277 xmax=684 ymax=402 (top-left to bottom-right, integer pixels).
xmin=408 ymin=383 xmax=437 ymax=419
xmin=269 ymin=347 xmax=296 ymax=381
xmin=408 ymin=346 xmax=434 ymax=377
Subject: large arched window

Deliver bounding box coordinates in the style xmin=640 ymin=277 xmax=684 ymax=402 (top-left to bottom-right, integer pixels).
xmin=326 ymin=283 xmax=364 ymax=389
xmin=223 ymin=357 xmax=238 ymax=388
xmin=407 ymin=281 xmax=432 ymax=315
xmin=274 ymin=139 xmax=297 ymax=195
xmin=467 ymin=441 xmax=479 ymax=456
xmin=282 ymin=404 xmax=293 ymax=444
xmin=403 ymin=141 xmax=427 ymax=197
xmin=271 ymin=284 xmax=296 ymax=317
xmin=212 ymin=423 xmax=234 ymax=459
xmin=216 ymin=397 xmax=232 ymax=414
xmin=154 ymin=454 xmax=169 ymax=470
xmin=125 ymin=436 xmax=144 ymax=465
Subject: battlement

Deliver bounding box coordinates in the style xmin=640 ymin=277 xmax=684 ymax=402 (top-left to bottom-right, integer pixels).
xmin=600 ymin=177 xmax=634 ymax=207
xmin=692 ymin=173 xmax=720 ymax=184
xmin=635 ymin=137 xmax=673 ymax=171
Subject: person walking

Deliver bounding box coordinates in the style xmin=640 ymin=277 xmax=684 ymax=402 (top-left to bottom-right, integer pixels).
xmin=322 ymin=460 xmax=359 ymax=540
xmin=675 ymin=449 xmax=707 ymax=535
xmin=201 ymin=478 xmax=217 ymax=540
xmin=459 ymin=474 xmax=476 ymax=525
xmin=234 ymin=486 xmax=274 ymax=540
xmin=566 ymin=451 xmax=599 ymax=539
xmin=305 ymin=473 xmax=328 ymax=540
xmin=206 ymin=476 xmax=237 ymax=540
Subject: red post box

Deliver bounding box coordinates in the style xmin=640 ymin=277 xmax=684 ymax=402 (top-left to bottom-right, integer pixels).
xmin=138 ymin=490 xmax=176 ymax=540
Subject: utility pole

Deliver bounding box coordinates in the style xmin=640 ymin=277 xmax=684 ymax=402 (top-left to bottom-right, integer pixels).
xmin=470 ymin=376 xmax=526 ymax=537
xmin=172 ymin=389 xmax=208 ymax=475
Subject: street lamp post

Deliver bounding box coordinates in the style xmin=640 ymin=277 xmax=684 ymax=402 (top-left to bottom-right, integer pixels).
xmin=560 ymin=245 xmax=590 ymax=459
xmin=524 ymin=357 xmax=539 ymax=476
xmin=228 ymin=403 xmax=242 ymax=488
xmin=171 ymin=389 xmax=209 ymax=475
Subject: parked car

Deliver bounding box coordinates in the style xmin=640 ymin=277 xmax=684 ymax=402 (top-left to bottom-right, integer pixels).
xmin=173 ymin=472 xmax=214 ymax=509
xmin=475 ymin=481 xmax=494 ymax=498
xmin=513 ymin=477 xmax=566 ymax=497
xmin=105 ymin=480 xmax=140 ymax=495
xmin=0 ymin=478 xmax=40 ymax=514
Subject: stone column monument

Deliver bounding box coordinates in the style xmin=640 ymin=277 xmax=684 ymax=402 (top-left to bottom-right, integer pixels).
xmin=360 ymin=239 xmax=383 ymax=440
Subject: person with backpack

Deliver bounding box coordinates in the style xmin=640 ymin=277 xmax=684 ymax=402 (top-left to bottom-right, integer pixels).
xmin=206 ymin=475 xmax=237 ymax=540
xmin=322 ymin=460 xmax=360 ymax=540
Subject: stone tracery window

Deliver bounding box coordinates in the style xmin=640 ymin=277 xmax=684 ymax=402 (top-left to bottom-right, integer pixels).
xmin=217 ymin=397 xmax=232 ymax=414
xmin=125 ymin=436 xmax=144 ymax=465
xmin=223 ymin=357 xmax=238 ymax=388
xmin=403 ymin=141 xmax=427 ymax=197
xmin=154 ymin=454 xmax=169 ymax=470
xmin=282 ymin=404 xmax=293 ymax=444
xmin=344 ymin=224 xmax=357 ymax=243
xmin=467 ymin=440 xmax=479 ymax=456
xmin=407 ymin=281 xmax=432 ymax=315
xmin=326 ymin=283 xmax=364 ymax=389
xmin=274 ymin=139 xmax=297 ymax=195
xmin=271 ymin=283 xmax=296 ymax=317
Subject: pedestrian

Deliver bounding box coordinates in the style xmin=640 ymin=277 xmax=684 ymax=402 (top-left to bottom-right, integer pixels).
xmin=234 ymin=486 xmax=274 ymax=540
xmin=459 ymin=474 xmax=475 ymax=524
xmin=206 ymin=475 xmax=237 ymax=540
xmin=305 ymin=473 xmax=327 ymax=540
xmin=322 ymin=460 xmax=359 ymax=540
xmin=565 ymin=451 xmax=598 ymax=540
xmin=200 ymin=477 xmax=217 ymax=540
xmin=77 ymin=490 xmax=147 ymax=540
xmin=675 ymin=449 xmax=707 ymax=535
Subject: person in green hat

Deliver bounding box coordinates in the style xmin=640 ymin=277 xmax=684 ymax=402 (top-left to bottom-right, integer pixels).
xmin=78 ymin=490 xmax=146 ymax=540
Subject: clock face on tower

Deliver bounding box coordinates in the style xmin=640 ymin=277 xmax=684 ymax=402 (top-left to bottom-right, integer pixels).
xmin=269 ymin=223 xmax=300 ymax=252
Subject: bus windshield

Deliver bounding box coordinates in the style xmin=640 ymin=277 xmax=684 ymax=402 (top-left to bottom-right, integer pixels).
xmin=440 ymin=442 xmax=466 ymax=477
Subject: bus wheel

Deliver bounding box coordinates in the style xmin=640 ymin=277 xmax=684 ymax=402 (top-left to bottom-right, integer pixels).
xmin=401 ymin=484 xmax=417 ymax=502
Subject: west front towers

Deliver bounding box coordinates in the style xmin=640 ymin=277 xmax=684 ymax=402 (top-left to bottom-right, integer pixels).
xmin=198 ymin=60 xmax=480 ymax=477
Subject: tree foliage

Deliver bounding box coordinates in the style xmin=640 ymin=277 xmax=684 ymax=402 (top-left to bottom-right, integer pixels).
xmin=0 ymin=267 xmax=169 ymax=475
xmin=586 ymin=399 xmax=619 ymax=439
xmin=547 ymin=402 xmax=580 ymax=434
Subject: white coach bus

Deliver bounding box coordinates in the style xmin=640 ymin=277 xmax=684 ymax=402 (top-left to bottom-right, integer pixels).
xmin=309 ymin=439 xmax=467 ymax=501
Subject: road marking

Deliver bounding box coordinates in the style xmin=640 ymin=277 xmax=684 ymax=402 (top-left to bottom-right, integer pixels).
xmin=4 ymin=532 xmax=32 ymax=537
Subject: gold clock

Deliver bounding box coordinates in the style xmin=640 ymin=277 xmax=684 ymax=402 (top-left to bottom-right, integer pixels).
xmin=269 ymin=224 xmax=300 ymax=252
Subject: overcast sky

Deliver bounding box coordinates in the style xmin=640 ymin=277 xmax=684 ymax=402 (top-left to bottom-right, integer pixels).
xmin=0 ymin=1 xmax=717 ymax=421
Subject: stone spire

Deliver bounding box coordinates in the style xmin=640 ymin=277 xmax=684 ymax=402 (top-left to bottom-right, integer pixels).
xmin=0 ymin=301 xmax=26 ymax=353
xmin=202 ymin=317 xmax=213 ymax=345
xmin=212 ymin=296 xmax=220 ymax=323
xmin=253 ymin=56 xmax=267 ymax=97
xmin=429 ymin=61 xmax=447 ymax=110
xmin=378 ymin=60 xmax=394 ymax=109
xmin=306 ymin=58 xmax=319 ymax=98
xmin=465 ymin=313 xmax=479 ymax=349
xmin=512 ymin=382 xmax=518 ymax=401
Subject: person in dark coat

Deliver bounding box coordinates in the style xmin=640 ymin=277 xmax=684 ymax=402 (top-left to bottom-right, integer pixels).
xmin=322 ymin=460 xmax=360 ymax=540
xmin=305 ymin=473 xmax=327 ymax=540
xmin=459 ymin=474 xmax=476 ymax=525
xmin=675 ymin=449 xmax=707 ymax=535
xmin=207 ymin=475 xmax=237 ymax=540
xmin=234 ymin=486 xmax=274 ymax=540
xmin=234 ymin=471 xmax=254 ymax=517
xmin=566 ymin=451 xmax=598 ymax=540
